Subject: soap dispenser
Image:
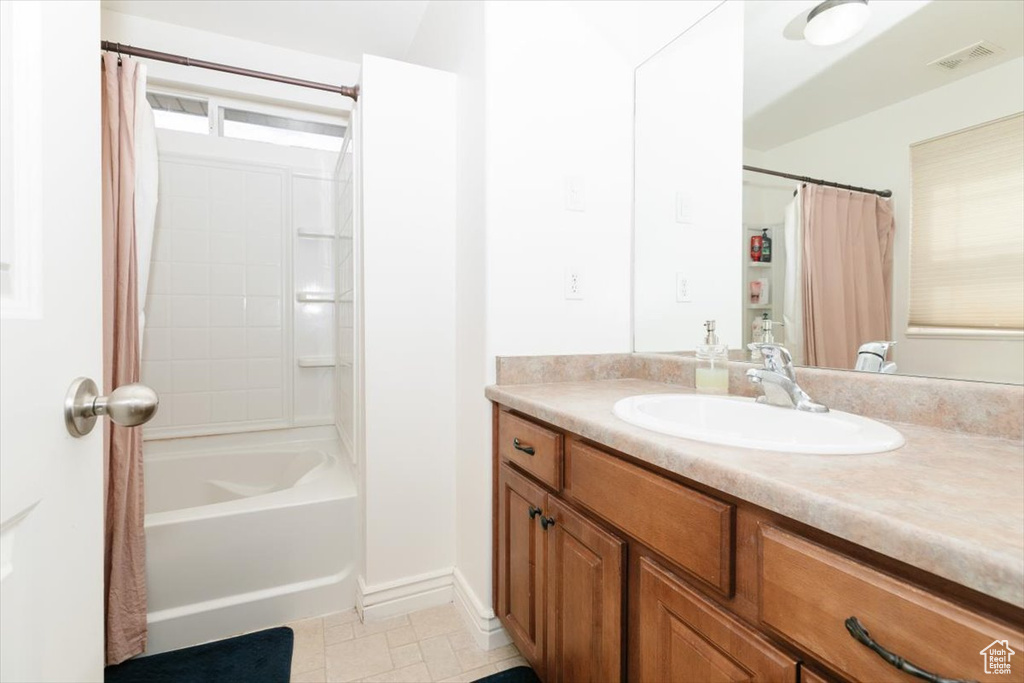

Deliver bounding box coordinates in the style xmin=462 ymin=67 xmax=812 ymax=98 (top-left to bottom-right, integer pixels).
xmin=749 ymin=316 xmax=783 ymax=361
xmin=695 ymin=320 xmax=729 ymax=394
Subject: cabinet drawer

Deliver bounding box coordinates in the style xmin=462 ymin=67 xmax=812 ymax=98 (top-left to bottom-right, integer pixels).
xmin=498 ymin=411 xmax=563 ymax=489
xmin=760 ymin=525 xmax=1024 ymax=683
xmin=565 ymin=441 xmax=734 ymax=595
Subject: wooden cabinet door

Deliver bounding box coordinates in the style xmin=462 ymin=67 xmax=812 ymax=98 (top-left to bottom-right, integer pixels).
xmin=545 ymin=496 xmax=624 ymax=683
xmin=497 ymin=463 xmax=548 ymax=674
xmin=638 ymin=557 xmax=798 ymax=683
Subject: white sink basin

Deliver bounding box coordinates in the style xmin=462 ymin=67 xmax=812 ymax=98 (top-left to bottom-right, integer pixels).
xmin=612 ymin=394 xmax=905 ymax=455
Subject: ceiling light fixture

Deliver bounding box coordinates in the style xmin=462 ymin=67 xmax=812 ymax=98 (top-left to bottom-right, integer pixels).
xmin=804 ymin=0 xmax=871 ymax=47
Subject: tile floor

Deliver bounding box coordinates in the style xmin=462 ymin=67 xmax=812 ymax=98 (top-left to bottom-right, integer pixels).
xmin=286 ymin=603 xmax=527 ymax=682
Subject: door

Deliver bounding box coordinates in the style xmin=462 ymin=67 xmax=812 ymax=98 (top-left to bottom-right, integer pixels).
xmin=637 ymin=557 xmax=798 ymax=683
xmin=0 ymin=2 xmax=105 ymax=682
xmin=496 ymin=463 xmax=548 ymax=675
xmin=545 ymin=496 xmax=624 ymax=683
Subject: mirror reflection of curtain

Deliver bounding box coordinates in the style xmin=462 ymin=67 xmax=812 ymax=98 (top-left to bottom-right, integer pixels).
xmin=782 ymin=189 xmax=804 ymax=365
xmin=800 ymin=185 xmax=895 ymax=369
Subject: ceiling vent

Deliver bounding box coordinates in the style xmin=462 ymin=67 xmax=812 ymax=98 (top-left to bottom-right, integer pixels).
xmin=928 ymin=41 xmax=1003 ymax=72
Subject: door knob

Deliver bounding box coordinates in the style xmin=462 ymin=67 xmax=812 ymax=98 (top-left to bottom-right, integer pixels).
xmin=64 ymin=377 xmax=159 ymax=437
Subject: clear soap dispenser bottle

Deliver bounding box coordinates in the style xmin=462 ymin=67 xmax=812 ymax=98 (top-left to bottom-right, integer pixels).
xmin=695 ymin=320 xmax=729 ymax=394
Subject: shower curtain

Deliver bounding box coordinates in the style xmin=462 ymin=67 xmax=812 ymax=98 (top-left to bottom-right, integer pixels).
xmin=101 ymin=52 xmax=157 ymax=665
xmin=782 ymin=189 xmax=804 ymax=366
xmin=800 ymin=184 xmax=895 ymax=369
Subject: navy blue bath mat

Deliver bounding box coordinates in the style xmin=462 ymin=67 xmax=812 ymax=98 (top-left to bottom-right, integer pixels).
xmin=473 ymin=666 xmax=541 ymax=683
xmin=104 ymin=627 xmax=293 ymax=683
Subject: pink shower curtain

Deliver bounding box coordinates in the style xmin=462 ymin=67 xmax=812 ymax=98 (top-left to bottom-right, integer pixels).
xmin=101 ymin=53 xmax=148 ymax=665
xmin=801 ymin=184 xmax=895 ymax=369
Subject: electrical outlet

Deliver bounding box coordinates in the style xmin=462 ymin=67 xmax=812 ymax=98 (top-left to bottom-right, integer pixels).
xmin=675 ymin=272 xmax=692 ymax=303
xmin=564 ymin=269 xmax=583 ymax=300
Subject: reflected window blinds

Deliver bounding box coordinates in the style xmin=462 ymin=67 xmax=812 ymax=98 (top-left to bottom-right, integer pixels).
xmin=909 ymin=112 xmax=1024 ymax=331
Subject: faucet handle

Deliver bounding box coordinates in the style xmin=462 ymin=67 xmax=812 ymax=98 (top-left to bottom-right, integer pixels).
xmin=754 ymin=343 xmax=796 ymax=380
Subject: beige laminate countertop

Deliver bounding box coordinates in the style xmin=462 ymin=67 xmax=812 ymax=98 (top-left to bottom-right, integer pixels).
xmin=485 ymin=378 xmax=1024 ymax=609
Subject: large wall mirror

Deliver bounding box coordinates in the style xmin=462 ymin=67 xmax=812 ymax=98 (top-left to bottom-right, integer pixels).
xmin=634 ymin=0 xmax=1024 ymax=384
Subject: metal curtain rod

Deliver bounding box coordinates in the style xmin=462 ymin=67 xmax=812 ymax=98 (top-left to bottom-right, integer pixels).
xmin=100 ymin=41 xmax=359 ymax=102
xmin=743 ymin=164 xmax=892 ymax=198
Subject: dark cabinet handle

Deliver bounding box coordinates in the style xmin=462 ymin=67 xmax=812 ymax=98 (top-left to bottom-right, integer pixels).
xmin=528 ymin=505 xmax=542 ymax=520
xmin=844 ymin=617 xmax=975 ymax=683
xmin=540 ymin=516 xmax=555 ymax=530
xmin=513 ymin=438 xmax=535 ymax=456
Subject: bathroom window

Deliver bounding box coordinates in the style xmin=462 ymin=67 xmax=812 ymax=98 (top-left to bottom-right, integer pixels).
xmin=147 ymin=89 xmax=346 ymax=152
xmin=908 ymin=113 xmax=1024 ymax=335
xmin=147 ymin=93 xmax=211 ymax=134
xmin=219 ymin=108 xmax=345 ymax=152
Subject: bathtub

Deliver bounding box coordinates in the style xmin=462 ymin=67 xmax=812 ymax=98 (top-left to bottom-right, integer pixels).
xmin=143 ymin=426 xmax=358 ymax=654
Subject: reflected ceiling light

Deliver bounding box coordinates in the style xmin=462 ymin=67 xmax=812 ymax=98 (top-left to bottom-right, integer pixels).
xmin=804 ymin=0 xmax=870 ymax=46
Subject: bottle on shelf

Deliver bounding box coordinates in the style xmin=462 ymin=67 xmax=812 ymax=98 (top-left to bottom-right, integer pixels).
xmin=760 ymin=228 xmax=772 ymax=263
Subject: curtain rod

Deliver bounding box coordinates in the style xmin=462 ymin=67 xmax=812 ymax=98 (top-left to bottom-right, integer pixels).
xmin=743 ymin=164 xmax=892 ymax=198
xmin=100 ymin=41 xmax=359 ymax=102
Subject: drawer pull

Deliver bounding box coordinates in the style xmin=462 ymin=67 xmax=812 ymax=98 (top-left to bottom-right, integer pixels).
xmin=844 ymin=617 xmax=974 ymax=683
xmin=528 ymin=505 xmax=542 ymax=520
xmin=540 ymin=516 xmax=556 ymax=530
xmin=513 ymin=438 xmax=535 ymax=456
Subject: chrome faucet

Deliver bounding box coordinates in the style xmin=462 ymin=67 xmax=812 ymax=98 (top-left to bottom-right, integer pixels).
xmin=746 ymin=343 xmax=828 ymax=413
xmin=855 ymin=341 xmax=897 ymax=374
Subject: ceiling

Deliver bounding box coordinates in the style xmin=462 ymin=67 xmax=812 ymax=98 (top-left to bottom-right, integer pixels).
xmin=101 ymin=0 xmax=430 ymax=64
xmin=745 ymin=0 xmax=1024 ymax=150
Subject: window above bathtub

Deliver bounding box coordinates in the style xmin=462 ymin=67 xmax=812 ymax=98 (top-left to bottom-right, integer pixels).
xmin=147 ymin=87 xmax=347 ymax=152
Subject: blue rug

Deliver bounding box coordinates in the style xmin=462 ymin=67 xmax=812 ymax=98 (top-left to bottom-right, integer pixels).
xmin=473 ymin=666 xmax=541 ymax=683
xmin=104 ymin=627 xmax=293 ymax=683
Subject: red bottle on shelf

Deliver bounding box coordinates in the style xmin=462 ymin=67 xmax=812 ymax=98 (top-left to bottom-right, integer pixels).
xmin=750 ymin=233 xmax=763 ymax=262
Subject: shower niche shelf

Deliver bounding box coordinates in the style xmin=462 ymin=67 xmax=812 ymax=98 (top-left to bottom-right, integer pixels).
xmin=296 ymin=290 xmax=353 ymax=303
xmin=297 ymin=356 xmax=336 ymax=368
xmin=297 ymin=229 xmax=336 ymax=239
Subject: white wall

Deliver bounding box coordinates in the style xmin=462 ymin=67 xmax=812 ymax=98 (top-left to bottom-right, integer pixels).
xmin=633 ymin=1 xmax=744 ymax=352
xmin=358 ymin=55 xmax=459 ymax=597
xmin=403 ymin=0 xmax=495 ymax=642
xmin=403 ymin=0 xmax=725 ymax=646
xmin=484 ymin=0 xmax=635 ymax=359
xmin=759 ymin=57 xmax=1024 ymax=383
xmin=101 ymin=9 xmax=358 ymax=115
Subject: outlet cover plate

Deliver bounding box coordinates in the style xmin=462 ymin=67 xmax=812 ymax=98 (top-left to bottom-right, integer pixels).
xmin=565 ymin=269 xmax=583 ymax=300
xmin=675 ymin=272 xmax=692 ymax=303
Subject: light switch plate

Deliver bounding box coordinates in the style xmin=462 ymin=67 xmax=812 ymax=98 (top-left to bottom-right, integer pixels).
xmin=675 ymin=191 xmax=692 ymax=225
xmin=565 ymin=175 xmax=586 ymax=212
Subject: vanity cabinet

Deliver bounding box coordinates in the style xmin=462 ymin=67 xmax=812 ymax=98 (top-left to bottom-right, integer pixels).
xmin=497 ymin=462 xmax=625 ymax=682
xmin=496 ymin=463 xmax=548 ymax=671
xmin=637 ymin=556 xmax=797 ymax=682
xmin=492 ymin=406 xmax=1024 ymax=683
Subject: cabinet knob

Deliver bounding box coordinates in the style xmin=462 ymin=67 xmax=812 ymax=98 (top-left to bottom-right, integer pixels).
xmin=513 ymin=438 xmax=535 ymax=456
xmin=528 ymin=505 xmax=542 ymax=520
xmin=540 ymin=516 xmax=556 ymax=530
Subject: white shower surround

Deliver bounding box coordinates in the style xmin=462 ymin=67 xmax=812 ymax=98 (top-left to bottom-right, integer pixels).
xmin=142 ymin=427 xmax=358 ymax=654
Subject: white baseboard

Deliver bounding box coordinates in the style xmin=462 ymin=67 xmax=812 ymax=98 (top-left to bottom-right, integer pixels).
xmin=452 ymin=567 xmax=510 ymax=651
xmin=356 ymin=567 xmax=454 ymax=622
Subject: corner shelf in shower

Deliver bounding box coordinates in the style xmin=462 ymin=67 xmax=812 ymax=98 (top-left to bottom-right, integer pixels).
xmin=296 ymin=229 xmax=353 ymax=240
xmin=295 ymin=290 xmax=353 ymax=303
xmin=297 ymin=229 xmax=335 ymax=239
xmin=297 ymin=356 xmax=336 ymax=368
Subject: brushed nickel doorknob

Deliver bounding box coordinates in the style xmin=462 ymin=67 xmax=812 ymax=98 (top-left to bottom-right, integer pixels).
xmin=64 ymin=377 xmax=159 ymax=437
